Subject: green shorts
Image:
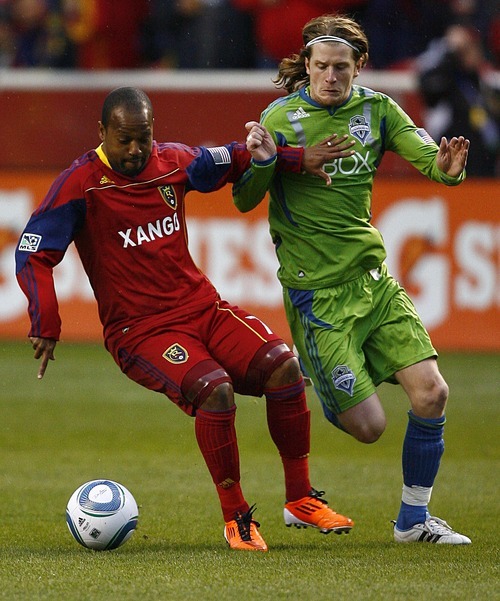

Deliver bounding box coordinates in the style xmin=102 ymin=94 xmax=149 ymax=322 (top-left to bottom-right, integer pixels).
xmin=284 ymin=263 xmax=436 ymax=414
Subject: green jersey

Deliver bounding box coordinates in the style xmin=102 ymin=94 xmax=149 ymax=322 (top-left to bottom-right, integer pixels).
xmin=234 ymin=84 xmax=464 ymax=289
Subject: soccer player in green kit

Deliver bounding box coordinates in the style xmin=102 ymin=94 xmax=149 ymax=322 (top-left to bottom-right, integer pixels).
xmin=235 ymin=14 xmax=471 ymax=544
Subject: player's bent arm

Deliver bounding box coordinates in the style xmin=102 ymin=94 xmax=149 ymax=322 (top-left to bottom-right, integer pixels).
xmin=245 ymin=119 xmax=304 ymax=173
xmin=390 ymin=127 xmax=466 ymax=186
xmin=232 ymin=157 xmax=276 ymax=213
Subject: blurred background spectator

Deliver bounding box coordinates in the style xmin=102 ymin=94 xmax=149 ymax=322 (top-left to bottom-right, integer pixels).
xmin=141 ymin=0 xmax=255 ymax=69
xmin=417 ymin=23 xmax=499 ymax=176
xmin=0 ymin=1 xmax=15 ymax=66
xmin=61 ymin=0 xmax=149 ymax=69
xmin=359 ymin=0 xmax=499 ymax=70
xmin=6 ymin=0 xmax=76 ymax=67
xmin=0 ymin=0 xmax=498 ymax=71
xmin=231 ymin=0 xmax=368 ymax=68
xmin=360 ymin=0 xmax=451 ymax=69
xmin=0 ymin=0 xmax=150 ymax=68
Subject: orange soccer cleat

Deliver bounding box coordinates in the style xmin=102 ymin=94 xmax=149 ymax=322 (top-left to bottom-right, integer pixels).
xmin=284 ymin=489 xmax=354 ymax=534
xmin=224 ymin=505 xmax=268 ymax=552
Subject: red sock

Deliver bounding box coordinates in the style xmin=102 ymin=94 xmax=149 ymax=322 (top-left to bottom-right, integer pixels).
xmin=195 ymin=405 xmax=248 ymax=521
xmin=265 ymin=380 xmax=311 ymax=501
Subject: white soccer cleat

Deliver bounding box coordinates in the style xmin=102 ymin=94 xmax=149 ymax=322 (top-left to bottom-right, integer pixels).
xmin=393 ymin=516 xmax=471 ymax=544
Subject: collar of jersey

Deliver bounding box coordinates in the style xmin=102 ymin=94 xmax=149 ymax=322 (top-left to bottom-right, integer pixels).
xmin=95 ymin=143 xmax=111 ymax=168
xmin=299 ymin=86 xmax=353 ymax=114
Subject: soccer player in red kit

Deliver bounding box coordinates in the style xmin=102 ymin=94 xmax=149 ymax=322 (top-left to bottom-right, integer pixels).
xmin=15 ymin=87 xmax=354 ymax=551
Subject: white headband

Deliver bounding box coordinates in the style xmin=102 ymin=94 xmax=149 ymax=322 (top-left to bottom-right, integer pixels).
xmin=306 ymin=35 xmax=358 ymax=52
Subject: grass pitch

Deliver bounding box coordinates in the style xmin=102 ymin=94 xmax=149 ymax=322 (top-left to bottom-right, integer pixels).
xmin=0 ymin=341 xmax=498 ymax=600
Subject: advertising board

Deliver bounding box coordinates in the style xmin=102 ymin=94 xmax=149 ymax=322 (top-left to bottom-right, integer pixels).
xmin=2 ymin=173 xmax=498 ymax=350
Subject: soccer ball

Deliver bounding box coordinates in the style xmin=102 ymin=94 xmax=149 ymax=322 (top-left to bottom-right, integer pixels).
xmin=66 ymin=479 xmax=139 ymax=550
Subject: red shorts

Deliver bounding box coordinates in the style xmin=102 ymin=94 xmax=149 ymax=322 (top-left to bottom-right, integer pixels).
xmin=108 ymin=299 xmax=293 ymax=415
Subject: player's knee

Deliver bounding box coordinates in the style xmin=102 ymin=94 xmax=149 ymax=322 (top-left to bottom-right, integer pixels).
xmin=412 ymin=376 xmax=449 ymax=418
xmin=338 ymin=408 xmax=386 ymax=443
xmin=199 ymin=382 xmax=234 ymax=411
xmin=434 ymin=378 xmax=449 ymax=412
xmin=349 ymin=419 xmax=386 ymax=444
xmin=265 ymin=356 xmax=302 ymax=388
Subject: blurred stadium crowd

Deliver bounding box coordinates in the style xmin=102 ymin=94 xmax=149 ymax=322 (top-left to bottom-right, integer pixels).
xmin=0 ymin=0 xmax=498 ymax=70
xmin=0 ymin=0 xmax=498 ymax=175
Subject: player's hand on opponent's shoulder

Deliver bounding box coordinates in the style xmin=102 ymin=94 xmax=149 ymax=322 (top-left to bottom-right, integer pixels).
xmin=436 ymin=136 xmax=470 ymax=178
xmin=302 ymin=134 xmax=355 ymax=185
xmin=245 ymin=121 xmax=277 ymax=162
xmin=30 ymin=336 xmax=57 ymax=379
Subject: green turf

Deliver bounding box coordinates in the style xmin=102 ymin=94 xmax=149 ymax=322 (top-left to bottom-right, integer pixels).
xmin=0 ymin=341 xmax=498 ymax=600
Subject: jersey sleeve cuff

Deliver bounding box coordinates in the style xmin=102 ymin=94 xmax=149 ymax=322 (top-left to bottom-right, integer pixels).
xmin=276 ymin=145 xmax=303 ymax=173
xmin=251 ymin=155 xmax=278 ymax=167
xmin=439 ymin=169 xmax=466 ymax=186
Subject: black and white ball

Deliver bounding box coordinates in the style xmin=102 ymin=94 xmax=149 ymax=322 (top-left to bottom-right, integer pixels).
xmin=66 ymin=479 xmax=138 ymax=550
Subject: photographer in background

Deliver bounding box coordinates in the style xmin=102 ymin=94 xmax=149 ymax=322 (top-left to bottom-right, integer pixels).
xmin=418 ymin=24 xmax=499 ymax=177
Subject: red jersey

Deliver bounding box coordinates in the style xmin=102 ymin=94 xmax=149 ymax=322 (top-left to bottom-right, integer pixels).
xmin=16 ymin=141 xmax=302 ymax=343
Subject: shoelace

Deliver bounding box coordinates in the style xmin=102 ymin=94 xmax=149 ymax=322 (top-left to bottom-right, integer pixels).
xmin=234 ymin=504 xmax=260 ymax=541
xmin=308 ymin=488 xmax=328 ymax=505
xmin=425 ymin=517 xmax=454 ymax=535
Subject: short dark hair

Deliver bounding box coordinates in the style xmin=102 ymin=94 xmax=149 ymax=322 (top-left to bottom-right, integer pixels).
xmin=101 ymin=87 xmax=153 ymax=127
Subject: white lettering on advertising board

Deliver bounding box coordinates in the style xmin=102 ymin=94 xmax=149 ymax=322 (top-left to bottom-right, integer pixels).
xmin=1 ymin=192 xmax=498 ymax=333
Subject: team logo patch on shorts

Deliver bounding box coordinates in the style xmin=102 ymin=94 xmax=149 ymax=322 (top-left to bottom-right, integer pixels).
xmin=331 ymin=365 xmax=356 ymax=397
xmin=163 ymin=343 xmax=188 ymax=364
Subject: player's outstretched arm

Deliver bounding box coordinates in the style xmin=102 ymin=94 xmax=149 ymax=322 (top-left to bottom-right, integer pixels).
xmin=30 ymin=337 xmax=57 ymax=379
xmin=436 ymin=136 xmax=470 ymax=178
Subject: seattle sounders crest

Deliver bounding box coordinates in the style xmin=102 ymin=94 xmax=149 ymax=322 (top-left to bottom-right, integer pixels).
xmin=349 ymin=115 xmax=370 ymax=145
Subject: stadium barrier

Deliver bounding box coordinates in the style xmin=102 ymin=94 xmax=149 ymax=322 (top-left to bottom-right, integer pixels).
xmin=0 ymin=69 xmax=420 ymax=174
